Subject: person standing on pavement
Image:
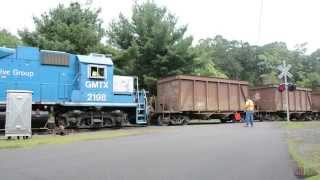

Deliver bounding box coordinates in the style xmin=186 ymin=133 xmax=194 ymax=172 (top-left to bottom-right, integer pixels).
xmin=244 ymin=98 xmax=255 ymax=127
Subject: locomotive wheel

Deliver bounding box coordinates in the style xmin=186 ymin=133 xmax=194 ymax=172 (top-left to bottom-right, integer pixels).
xmin=57 ymin=117 xmax=69 ymax=128
xmin=79 ymin=118 xmax=91 ymax=128
xmin=103 ymin=117 xmax=113 ymax=127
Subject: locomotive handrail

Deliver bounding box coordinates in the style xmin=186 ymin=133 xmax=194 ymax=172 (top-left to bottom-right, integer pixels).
xmin=135 ymin=76 xmax=139 ymax=103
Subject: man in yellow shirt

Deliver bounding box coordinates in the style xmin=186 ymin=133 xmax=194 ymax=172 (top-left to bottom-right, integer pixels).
xmin=244 ymin=98 xmax=255 ymax=127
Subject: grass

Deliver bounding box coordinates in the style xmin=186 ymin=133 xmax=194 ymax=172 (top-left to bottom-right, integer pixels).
xmin=281 ymin=121 xmax=320 ymax=129
xmin=288 ymin=140 xmax=319 ymax=179
xmin=283 ymin=121 xmax=320 ymax=179
xmin=281 ymin=121 xmax=306 ymax=129
xmin=0 ymin=130 xmax=144 ymax=149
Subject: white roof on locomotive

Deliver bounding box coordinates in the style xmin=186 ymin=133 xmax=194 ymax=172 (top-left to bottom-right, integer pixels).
xmin=77 ymin=53 xmax=113 ymax=65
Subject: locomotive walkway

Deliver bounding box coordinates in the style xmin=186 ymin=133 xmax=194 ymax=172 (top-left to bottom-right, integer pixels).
xmin=0 ymin=122 xmax=298 ymax=180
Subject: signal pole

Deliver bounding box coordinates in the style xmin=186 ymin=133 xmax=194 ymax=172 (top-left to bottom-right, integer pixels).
xmin=284 ymin=61 xmax=290 ymax=122
xmin=278 ymin=61 xmax=292 ymax=122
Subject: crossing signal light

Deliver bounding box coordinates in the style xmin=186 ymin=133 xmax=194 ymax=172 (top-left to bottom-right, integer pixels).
xmin=278 ymin=83 xmax=285 ymax=92
xmin=278 ymin=83 xmax=296 ymax=92
xmin=288 ymin=83 xmax=296 ymax=91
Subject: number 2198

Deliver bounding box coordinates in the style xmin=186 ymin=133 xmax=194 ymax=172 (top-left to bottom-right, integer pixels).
xmin=87 ymin=93 xmax=106 ymax=101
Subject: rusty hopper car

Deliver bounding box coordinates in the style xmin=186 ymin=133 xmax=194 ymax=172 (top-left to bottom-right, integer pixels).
xmin=312 ymin=89 xmax=320 ymax=120
xmin=250 ymin=85 xmax=312 ymax=121
xmin=155 ymin=75 xmax=249 ymax=125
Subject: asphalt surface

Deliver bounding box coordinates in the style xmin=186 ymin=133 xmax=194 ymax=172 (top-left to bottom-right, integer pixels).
xmin=0 ymin=122 xmax=298 ymax=180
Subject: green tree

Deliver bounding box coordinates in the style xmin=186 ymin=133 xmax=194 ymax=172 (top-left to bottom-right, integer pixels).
xmin=0 ymin=29 xmax=21 ymax=47
xmin=191 ymin=45 xmax=227 ymax=78
xmin=297 ymin=48 xmax=320 ymax=88
xmin=192 ymin=38 xmax=229 ymax=78
xmin=19 ymin=2 xmax=104 ymax=54
xmin=107 ymin=1 xmax=195 ymax=92
xmin=254 ymin=42 xmax=292 ymax=85
xmin=230 ymin=42 xmax=258 ymax=84
xmin=203 ymin=36 xmax=243 ymax=79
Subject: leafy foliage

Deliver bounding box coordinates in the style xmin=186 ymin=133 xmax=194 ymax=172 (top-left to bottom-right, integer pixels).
xmin=0 ymin=29 xmax=21 ymax=47
xmin=107 ymin=1 xmax=223 ymax=92
xmin=18 ymin=2 xmax=104 ymax=54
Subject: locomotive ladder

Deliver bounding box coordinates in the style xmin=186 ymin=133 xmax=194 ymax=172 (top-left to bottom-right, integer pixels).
xmin=135 ymin=77 xmax=148 ymax=124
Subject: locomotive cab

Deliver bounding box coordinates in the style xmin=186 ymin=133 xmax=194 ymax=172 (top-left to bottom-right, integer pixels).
xmin=60 ymin=53 xmax=148 ymax=127
xmin=70 ymin=53 xmax=114 ymax=103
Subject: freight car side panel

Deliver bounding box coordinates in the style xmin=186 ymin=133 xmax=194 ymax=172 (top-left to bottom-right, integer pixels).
xmin=295 ymin=91 xmax=302 ymax=111
xmin=252 ymin=86 xmax=311 ymax=112
xmin=312 ymin=90 xmax=320 ymax=112
xmin=240 ymin=85 xmax=248 ymax=109
xmin=307 ymin=91 xmax=312 ymax=111
xmin=229 ymin=84 xmax=240 ymax=111
xmin=300 ymin=91 xmax=306 ymax=111
xmin=218 ymin=83 xmax=229 ymax=111
xmin=194 ymin=81 xmax=206 ymax=111
xmin=288 ymin=91 xmax=295 ymax=111
xmin=180 ymin=80 xmax=193 ymax=111
xmin=277 ymin=90 xmax=284 ymax=111
xmin=207 ymin=82 xmax=218 ymax=111
xmin=157 ymin=80 xmax=179 ymax=111
xmin=280 ymin=90 xmax=310 ymax=112
xmin=251 ymin=88 xmax=275 ymax=111
xmin=157 ymin=75 xmax=249 ymax=113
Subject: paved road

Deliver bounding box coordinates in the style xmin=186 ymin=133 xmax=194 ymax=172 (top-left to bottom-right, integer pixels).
xmin=0 ymin=122 xmax=298 ymax=180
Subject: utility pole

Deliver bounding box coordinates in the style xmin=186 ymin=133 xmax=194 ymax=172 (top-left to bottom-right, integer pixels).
xmin=277 ymin=61 xmax=292 ymax=122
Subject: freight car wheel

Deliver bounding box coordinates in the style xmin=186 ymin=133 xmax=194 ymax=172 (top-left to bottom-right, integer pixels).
xmin=220 ymin=119 xmax=227 ymax=123
xmin=157 ymin=116 xmax=163 ymax=126
xmin=169 ymin=115 xmax=188 ymax=125
xmin=182 ymin=116 xmax=190 ymax=125
xmin=172 ymin=115 xmax=183 ymax=125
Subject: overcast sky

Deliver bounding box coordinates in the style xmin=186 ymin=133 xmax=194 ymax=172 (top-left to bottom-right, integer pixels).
xmin=0 ymin=0 xmax=319 ymax=53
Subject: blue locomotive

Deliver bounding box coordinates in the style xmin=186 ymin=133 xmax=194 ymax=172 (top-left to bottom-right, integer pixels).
xmin=0 ymin=46 xmax=148 ymax=128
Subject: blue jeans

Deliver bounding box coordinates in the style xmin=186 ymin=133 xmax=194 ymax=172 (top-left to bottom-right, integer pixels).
xmin=245 ymin=111 xmax=254 ymax=126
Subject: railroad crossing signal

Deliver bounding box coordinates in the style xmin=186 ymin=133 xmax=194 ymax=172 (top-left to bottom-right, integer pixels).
xmin=277 ymin=61 xmax=291 ymax=122
xmin=277 ymin=63 xmax=292 ymax=79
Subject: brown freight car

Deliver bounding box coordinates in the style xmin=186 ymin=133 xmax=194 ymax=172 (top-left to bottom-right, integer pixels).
xmin=155 ymin=75 xmax=249 ymax=125
xmin=312 ymin=89 xmax=320 ymax=112
xmin=311 ymin=88 xmax=320 ymax=120
xmin=250 ymin=85 xmax=312 ymax=121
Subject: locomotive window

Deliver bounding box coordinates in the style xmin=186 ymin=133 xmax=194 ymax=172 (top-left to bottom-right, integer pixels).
xmin=88 ymin=65 xmax=105 ymax=79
